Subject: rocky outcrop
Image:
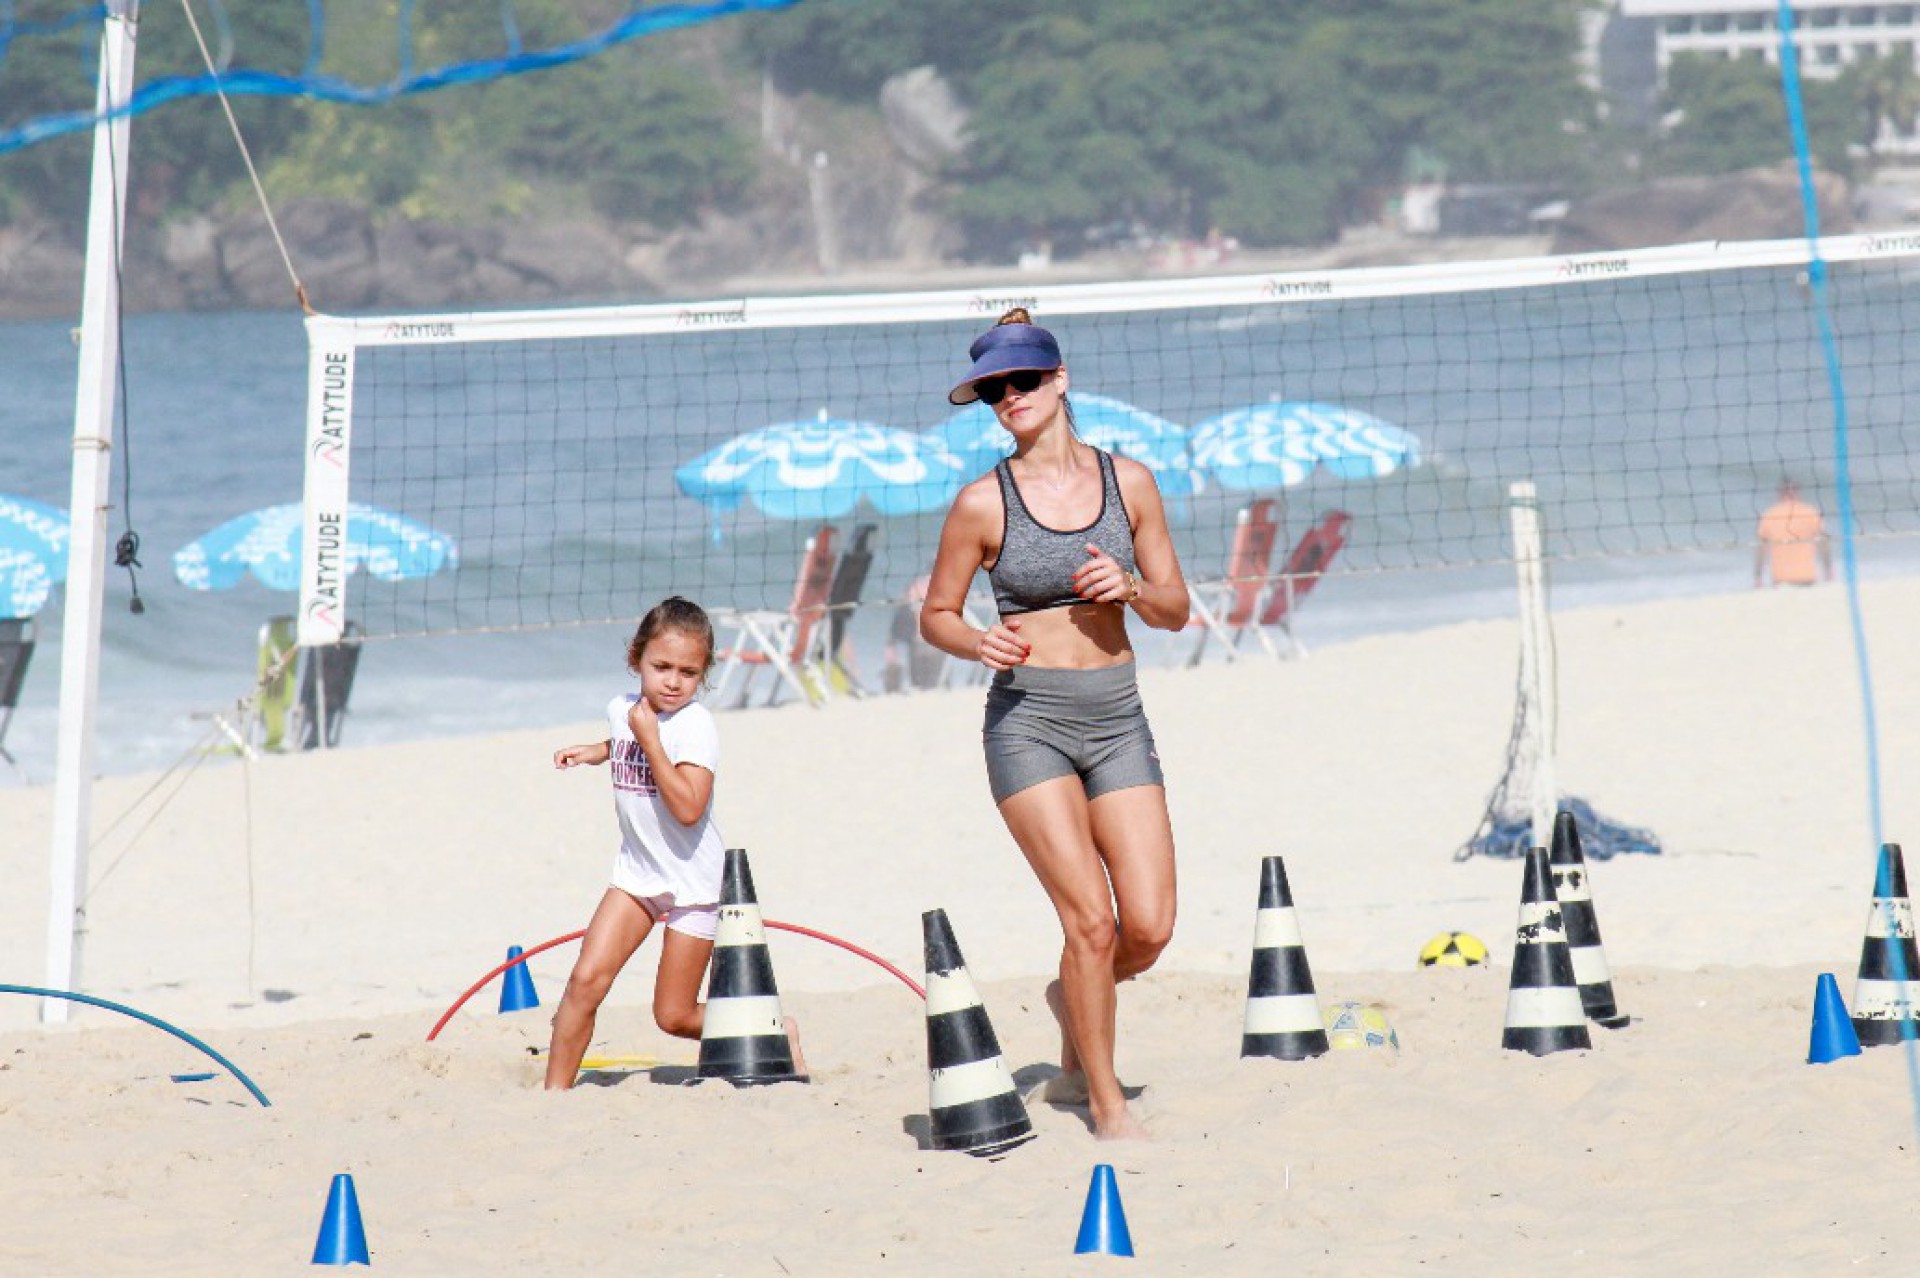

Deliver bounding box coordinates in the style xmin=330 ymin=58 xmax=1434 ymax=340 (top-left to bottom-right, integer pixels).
xmin=1552 ymin=162 xmax=1853 ymax=254
xmin=0 ymin=220 xmax=85 ymax=319
xmin=0 ymin=67 xmax=974 ymax=319
xmin=0 ymin=200 xmax=664 ymax=319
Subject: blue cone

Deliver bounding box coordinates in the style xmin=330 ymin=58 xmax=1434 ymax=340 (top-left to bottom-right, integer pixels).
xmin=498 ymin=945 xmax=539 ymax=1013
xmin=1073 ymin=1164 xmax=1135 ymax=1258
xmin=310 ymin=1173 xmax=370 ymax=1266
xmin=1808 ymin=971 xmax=1863 ymax=1064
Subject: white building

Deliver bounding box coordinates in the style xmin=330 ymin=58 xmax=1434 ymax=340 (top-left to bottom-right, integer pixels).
xmin=1620 ymin=2 xmax=1920 ymax=151
xmin=1621 ymin=2 xmax=1919 ymax=76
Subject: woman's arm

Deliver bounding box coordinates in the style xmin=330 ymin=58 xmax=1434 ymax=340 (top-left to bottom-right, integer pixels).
xmin=921 ymin=480 xmax=1032 ymax=669
xmin=1114 ymin=461 xmax=1190 ymax=631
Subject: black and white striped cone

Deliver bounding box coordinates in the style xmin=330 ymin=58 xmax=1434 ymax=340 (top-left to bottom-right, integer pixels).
xmin=1502 ymin=846 xmax=1592 ymax=1055
xmin=922 ymin=908 xmax=1034 ymax=1156
xmin=1550 ymin=810 xmax=1629 ymax=1029
xmin=697 ymin=848 xmax=805 ymax=1084
xmin=1240 ymin=856 xmax=1330 ymax=1060
xmin=1851 ymin=842 xmax=1920 ymax=1048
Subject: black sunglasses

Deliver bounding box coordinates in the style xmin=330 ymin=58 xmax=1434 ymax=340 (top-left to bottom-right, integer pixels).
xmin=974 ymin=367 xmax=1052 ymax=405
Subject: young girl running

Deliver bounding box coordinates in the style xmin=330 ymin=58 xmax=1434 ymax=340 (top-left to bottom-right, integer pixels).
xmin=543 ymin=596 xmax=800 ymax=1089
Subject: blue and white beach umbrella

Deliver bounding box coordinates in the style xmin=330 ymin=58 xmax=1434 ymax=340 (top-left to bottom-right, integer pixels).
xmin=1189 ymin=401 xmax=1421 ymax=491
xmin=172 ymin=502 xmax=457 ymax=592
xmin=676 ymin=409 xmax=969 ymax=522
xmin=0 ymin=494 xmax=70 ymax=620
xmin=931 ymin=392 xmax=1203 ymax=496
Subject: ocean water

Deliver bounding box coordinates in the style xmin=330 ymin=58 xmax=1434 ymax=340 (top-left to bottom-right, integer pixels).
xmin=4 ymin=272 xmax=1920 ymax=785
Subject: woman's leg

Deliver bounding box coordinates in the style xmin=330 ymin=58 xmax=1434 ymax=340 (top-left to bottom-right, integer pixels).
xmin=1087 ymin=784 xmax=1178 ymax=983
xmin=545 ymin=888 xmax=655 ymax=1090
xmin=998 ymin=775 xmax=1143 ymax=1139
xmin=651 ymin=926 xmax=714 ymax=1040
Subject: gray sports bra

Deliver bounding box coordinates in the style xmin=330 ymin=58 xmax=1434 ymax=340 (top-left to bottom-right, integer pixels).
xmin=989 ymin=448 xmax=1137 ymax=616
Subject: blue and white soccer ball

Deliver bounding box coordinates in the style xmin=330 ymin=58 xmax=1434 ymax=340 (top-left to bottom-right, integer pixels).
xmin=1323 ymin=1000 xmax=1400 ymax=1052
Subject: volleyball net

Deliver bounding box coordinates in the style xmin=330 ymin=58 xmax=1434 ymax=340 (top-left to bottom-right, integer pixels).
xmin=298 ymin=232 xmax=1920 ymax=645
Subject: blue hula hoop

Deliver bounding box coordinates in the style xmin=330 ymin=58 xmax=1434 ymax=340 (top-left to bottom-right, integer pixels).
xmin=0 ymin=985 xmax=272 ymax=1108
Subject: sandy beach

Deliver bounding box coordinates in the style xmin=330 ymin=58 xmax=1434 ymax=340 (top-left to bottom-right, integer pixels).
xmin=4 ymin=578 xmax=1920 ymax=1274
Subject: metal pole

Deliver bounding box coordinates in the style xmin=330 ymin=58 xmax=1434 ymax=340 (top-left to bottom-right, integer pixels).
xmin=44 ymin=1 xmax=140 ymax=1023
xmin=1508 ymin=480 xmax=1558 ymax=850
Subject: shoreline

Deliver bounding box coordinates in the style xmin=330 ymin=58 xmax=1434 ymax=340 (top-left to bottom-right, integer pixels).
xmin=0 ymin=225 xmax=1553 ymax=324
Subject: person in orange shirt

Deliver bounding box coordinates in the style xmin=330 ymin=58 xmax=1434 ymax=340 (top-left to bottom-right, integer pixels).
xmin=1754 ymin=480 xmax=1832 ymax=587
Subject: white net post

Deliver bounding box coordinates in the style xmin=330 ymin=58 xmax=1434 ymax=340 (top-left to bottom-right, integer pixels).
xmin=1508 ymin=480 xmax=1558 ymax=850
xmin=43 ymin=0 xmax=140 ymax=1022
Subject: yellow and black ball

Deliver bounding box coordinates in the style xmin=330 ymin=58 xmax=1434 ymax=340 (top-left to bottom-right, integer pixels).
xmin=1418 ymin=931 xmax=1489 ymax=968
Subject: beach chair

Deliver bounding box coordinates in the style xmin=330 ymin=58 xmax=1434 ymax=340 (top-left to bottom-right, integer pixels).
xmin=712 ymin=525 xmax=838 ymax=708
xmin=823 ymin=523 xmax=877 ymax=696
xmin=0 ymin=617 xmax=35 ymax=778
xmin=195 ymin=617 xmax=299 ymax=758
xmin=255 ymin=616 xmax=299 ymax=751
xmin=1182 ymin=499 xmax=1280 ymax=667
xmin=293 ymin=621 xmax=364 ymax=750
xmin=1260 ymin=510 xmax=1352 ymax=658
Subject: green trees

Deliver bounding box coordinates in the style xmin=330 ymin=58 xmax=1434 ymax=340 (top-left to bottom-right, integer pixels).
xmin=0 ymin=2 xmax=751 ymax=231
xmin=1652 ymin=53 xmax=1857 ymax=178
xmin=753 ymin=0 xmax=1602 ymax=253
xmin=5 ymin=2 xmax=1909 ymax=262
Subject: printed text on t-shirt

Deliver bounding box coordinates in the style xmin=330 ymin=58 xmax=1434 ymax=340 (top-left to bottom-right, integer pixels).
xmin=610 ymin=738 xmax=657 ymax=795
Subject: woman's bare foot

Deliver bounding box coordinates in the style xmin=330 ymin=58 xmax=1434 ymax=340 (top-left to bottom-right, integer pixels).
xmin=1030 ymin=1071 xmax=1091 ymax=1105
xmin=1091 ymin=1100 xmax=1150 ymax=1141
xmin=785 ymin=1016 xmax=810 ymax=1079
xmin=1044 ymin=979 xmax=1082 ymax=1074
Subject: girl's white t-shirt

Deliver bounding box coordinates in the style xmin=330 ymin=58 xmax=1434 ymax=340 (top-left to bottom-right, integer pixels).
xmin=605 ymin=694 xmax=725 ymax=906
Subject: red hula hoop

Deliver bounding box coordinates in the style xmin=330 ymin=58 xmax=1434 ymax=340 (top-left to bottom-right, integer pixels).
xmin=425 ymin=919 xmax=924 ymax=1041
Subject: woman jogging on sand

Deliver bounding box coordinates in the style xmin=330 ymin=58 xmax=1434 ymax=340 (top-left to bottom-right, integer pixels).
xmin=919 ymin=308 xmax=1189 ymax=1140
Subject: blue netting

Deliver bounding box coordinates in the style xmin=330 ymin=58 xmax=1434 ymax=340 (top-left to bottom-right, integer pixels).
xmin=1463 ymin=796 xmax=1662 ymax=863
xmin=0 ymin=0 xmax=800 ymax=155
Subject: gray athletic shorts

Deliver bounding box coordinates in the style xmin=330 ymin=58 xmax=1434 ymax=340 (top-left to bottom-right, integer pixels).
xmin=982 ymin=662 xmax=1164 ymax=804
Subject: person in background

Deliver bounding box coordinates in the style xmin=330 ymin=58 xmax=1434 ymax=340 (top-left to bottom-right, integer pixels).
xmin=882 ymin=574 xmax=944 ymax=692
xmin=1755 ymin=479 xmax=1832 ymax=588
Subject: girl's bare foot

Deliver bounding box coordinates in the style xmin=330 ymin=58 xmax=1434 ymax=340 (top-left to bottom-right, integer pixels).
xmin=785 ymin=1016 xmax=810 ymax=1079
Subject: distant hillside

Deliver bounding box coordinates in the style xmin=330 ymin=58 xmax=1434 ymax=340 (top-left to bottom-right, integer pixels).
xmin=0 ymin=1 xmax=1894 ymax=318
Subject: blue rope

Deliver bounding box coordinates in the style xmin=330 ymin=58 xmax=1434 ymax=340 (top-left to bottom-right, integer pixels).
xmin=1774 ymin=0 xmax=1920 ymax=1129
xmin=0 ymin=0 xmax=801 ymax=155
xmin=0 ymin=984 xmax=272 ymax=1107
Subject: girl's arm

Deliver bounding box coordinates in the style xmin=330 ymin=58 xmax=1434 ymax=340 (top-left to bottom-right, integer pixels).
xmin=642 ymin=748 xmax=715 ymax=827
xmin=628 ymin=697 xmax=715 ymax=826
xmin=554 ymin=740 xmax=612 ymax=768
xmin=921 ymin=479 xmax=1031 ymax=669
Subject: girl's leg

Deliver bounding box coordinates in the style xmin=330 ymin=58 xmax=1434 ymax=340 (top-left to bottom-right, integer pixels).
xmin=1087 ymin=785 xmax=1178 ymax=983
xmin=545 ymin=889 xmax=655 ymax=1090
xmin=997 ymin=775 xmax=1143 ymax=1140
xmin=651 ymin=927 xmax=714 ymax=1040
xmin=653 ymin=923 xmax=808 ymax=1074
